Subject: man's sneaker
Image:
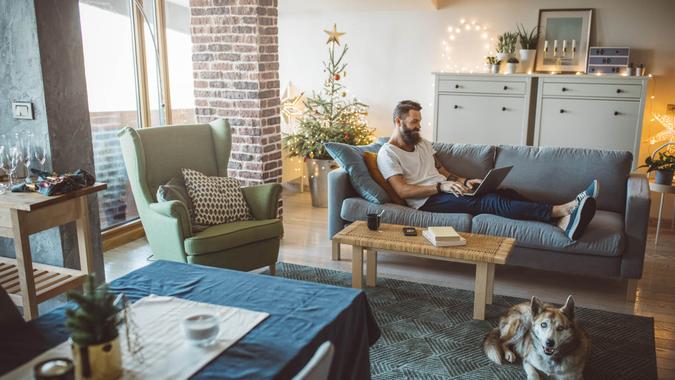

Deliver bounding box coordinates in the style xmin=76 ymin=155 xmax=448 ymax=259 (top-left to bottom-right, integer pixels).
xmin=565 ymin=197 xmax=597 ymax=241
xmin=576 ymin=179 xmax=599 ymax=202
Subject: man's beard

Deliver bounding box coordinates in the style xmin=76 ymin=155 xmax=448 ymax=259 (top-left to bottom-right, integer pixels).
xmin=400 ymin=126 xmax=421 ymax=146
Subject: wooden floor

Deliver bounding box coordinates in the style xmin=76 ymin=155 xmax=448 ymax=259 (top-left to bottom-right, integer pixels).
xmin=105 ymin=189 xmax=675 ymax=379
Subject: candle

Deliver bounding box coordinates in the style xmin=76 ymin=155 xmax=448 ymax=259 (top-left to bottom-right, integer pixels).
xmin=562 ymin=40 xmax=567 ymax=54
xmin=544 ymin=40 xmax=549 ymax=54
xmin=572 ymin=39 xmax=576 ymax=58
xmin=553 ymin=40 xmax=558 ymax=56
xmin=183 ymin=314 xmax=220 ymax=347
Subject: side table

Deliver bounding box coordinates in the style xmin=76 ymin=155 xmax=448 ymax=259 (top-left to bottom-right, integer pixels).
xmin=650 ymin=181 xmax=675 ymax=245
xmin=0 ymin=183 xmax=107 ymax=319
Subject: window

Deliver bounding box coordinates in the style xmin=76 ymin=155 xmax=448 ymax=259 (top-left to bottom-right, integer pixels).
xmin=79 ymin=0 xmax=195 ymax=230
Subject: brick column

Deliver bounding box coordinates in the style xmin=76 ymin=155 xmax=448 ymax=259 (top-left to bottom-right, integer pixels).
xmin=189 ymin=0 xmax=281 ymax=187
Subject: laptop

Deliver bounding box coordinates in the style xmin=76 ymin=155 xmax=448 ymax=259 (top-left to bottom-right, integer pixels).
xmin=463 ymin=166 xmax=513 ymax=196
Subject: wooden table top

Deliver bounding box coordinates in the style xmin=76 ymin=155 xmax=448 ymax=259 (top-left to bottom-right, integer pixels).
xmin=0 ymin=183 xmax=107 ymax=211
xmin=333 ymin=221 xmax=515 ymax=265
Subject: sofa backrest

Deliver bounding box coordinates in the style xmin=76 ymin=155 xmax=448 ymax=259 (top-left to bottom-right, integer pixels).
xmin=432 ymin=143 xmax=496 ymax=179
xmin=495 ymin=145 xmax=632 ymax=213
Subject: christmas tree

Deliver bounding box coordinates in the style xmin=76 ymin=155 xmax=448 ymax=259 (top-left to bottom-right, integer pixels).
xmin=283 ymin=24 xmax=374 ymax=160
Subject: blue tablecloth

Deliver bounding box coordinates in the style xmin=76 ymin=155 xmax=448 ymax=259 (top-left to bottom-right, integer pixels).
xmin=1 ymin=261 xmax=380 ymax=379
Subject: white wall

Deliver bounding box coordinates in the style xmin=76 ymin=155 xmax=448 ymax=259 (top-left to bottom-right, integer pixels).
xmin=279 ymin=0 xmax=675 ymax=219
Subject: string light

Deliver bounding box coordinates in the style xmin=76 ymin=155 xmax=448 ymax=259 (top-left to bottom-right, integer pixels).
xmin=441 ymin=17 xmax=495 ymax=73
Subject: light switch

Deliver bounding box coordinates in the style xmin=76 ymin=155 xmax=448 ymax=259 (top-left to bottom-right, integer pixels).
xmin=12 ymin=101 xmax=34 ymax=120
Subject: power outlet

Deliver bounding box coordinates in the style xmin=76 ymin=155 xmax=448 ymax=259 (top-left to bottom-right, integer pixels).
xmin=12 ymin=101 xmax=34 ymax=120
xmin=667 ymin=104 xmax=675 ymax=112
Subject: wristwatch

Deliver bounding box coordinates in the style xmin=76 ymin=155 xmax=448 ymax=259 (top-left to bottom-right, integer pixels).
xmin=463 ymin=178 xmax=470 ymax=186
xmin=436 ymin=182 xmax=442 ymax=194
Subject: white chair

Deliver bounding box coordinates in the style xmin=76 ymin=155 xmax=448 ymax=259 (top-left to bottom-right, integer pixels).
xmin=292 ymin=341 xmax=335 ymax=380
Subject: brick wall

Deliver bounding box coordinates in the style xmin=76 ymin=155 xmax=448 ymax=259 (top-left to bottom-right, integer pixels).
xmin=189 ymin=0 xmax=282 ymax=188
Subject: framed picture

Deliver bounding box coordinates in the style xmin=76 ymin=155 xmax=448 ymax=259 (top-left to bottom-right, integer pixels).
xmin=535 ymin=9 xmax=593 ymax=73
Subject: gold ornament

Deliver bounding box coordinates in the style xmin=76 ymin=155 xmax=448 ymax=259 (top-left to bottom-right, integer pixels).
xmin=324 ymin=24 xmax=345 ymax=45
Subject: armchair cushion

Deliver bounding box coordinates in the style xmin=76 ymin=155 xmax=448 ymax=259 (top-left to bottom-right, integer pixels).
xmin=184 ymin=219 xmax=283 ymax=255
xmin=182 ymin=168 xmax=253 ymax=225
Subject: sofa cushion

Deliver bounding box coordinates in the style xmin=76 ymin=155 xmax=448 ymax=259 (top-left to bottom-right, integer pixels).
xmin=184 ymin=219 xmax=282 ymax=255
xmin=495 ymin=145 xmax=632 ymax=213
xmin=363 ymin=152 xmax=405 ymax=205
xmin=325 ymin=141 xmax=391 ymax=204
xmin=182 ymin=168 xmax=253 ymax=225
xmin=471 ymin=210 xmax=625 ymax=257
xmin=340 ymin=197 xmax=472 ymax=232
xmin=432 ymin=143 xmax=496 ymax=179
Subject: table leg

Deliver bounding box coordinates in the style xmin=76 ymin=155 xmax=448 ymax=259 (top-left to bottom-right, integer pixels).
xmin=75 ymin=196 xmax=94 ymax=274
xmin=352 ymin=245 xmax=363 ymax=289
xmin=486 ymin=263 xmax=495 ymax=305
xmin=332 ymin=239 xmax=341 ymax=261
xmin=366 ymin=250 xmax=377 ymax=287
xmin=474 ymin=262 xmax=489 ymax=320
xmin=655 ymin=193 xmax=664 ymax=245
xmin=11 ymin=209 xmax=38 ymax=320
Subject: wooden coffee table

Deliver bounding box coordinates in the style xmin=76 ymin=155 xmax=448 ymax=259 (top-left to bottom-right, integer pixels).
xmin=332 ymin=221 xmax=515 ymax=320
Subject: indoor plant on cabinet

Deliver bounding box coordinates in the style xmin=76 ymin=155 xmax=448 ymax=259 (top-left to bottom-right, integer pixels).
xmin=495 ymin=32 xmax=517 ymax=67
xmin=516 ymin=24 xmax=539 ymax=73
xmin=66 ymin=276 xmax=122 ymax=380
xmin=283 ymin=25 xmax=373 ymax=207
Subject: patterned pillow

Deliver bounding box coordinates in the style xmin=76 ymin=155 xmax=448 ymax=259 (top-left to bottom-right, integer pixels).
xmin=181 ymin=168 xmax=253 ymax=225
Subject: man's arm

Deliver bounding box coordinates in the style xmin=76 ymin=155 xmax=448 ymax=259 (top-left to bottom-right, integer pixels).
xmin=387 ymin=175 xmax=467 ymax=199
xmin=434 ymin=154 xmax=465 ymax=183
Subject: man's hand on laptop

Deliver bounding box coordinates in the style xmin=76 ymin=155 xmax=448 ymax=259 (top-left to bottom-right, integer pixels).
xmin=440 ymin=181 xmax=468 ymax=197
xmin=466 ymin=178 xmax=483 ymax=188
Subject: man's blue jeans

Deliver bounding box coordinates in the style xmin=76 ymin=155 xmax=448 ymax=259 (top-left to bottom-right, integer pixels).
xmin=419 ymin=189 xmax=553 ymax=222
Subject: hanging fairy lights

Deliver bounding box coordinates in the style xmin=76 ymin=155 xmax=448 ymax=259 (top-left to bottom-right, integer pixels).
xmin=440 ymin=18 xmax=495 ymax=73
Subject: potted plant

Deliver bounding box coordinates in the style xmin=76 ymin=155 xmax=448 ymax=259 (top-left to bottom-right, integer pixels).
xmin=639 ymin=151 xmax=675 ymax=185
xmin=496 ymin=32 xmax=517 ymax=64
xmin=505 ymin=57 xmax=519 ymax=74
xmin=516 ymin=23 xmax=539 ymax=73
xmin=486 ymin=56 xmax=499 ymax=74
xmin=283 ymin=26 xmax=374 ymax=207
xmin=66 ymin=276 xmax=123 ymax=380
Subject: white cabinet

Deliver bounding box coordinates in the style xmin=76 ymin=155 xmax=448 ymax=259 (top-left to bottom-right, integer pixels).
xmin=432 ymin=73 xmax=648 ymax=167
xmin=433 ymin=74 xmax=534 ymax=146
xmin=534 ymin=76 xmax=648 ymax=163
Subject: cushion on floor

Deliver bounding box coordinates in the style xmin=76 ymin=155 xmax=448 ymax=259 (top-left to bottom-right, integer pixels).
xmin=471 ymin=210 xmax=625 ymax=257
xmin=340 ymin=197 xmax=473 ymax=232
xmin=184 ymin=219 xmax=282 ymax=255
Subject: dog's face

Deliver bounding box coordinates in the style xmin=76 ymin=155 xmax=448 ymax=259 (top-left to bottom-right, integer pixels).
xmin=530 ymin=296 xmax=575 ymax=356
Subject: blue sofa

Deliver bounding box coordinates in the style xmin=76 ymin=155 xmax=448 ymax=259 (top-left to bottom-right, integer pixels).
xmin=328 ymin=143 xmax=651 ymax=285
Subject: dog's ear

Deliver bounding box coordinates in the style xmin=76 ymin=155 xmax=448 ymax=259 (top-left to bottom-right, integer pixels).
xmin=531 ymin=296 xmax=544 ymax=316
xmin=561 ymin=295 xmax=575 ymax=321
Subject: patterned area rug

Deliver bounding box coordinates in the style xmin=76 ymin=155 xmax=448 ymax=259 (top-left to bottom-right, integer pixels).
xmin=268 ymin=263 xmax=657 ymax=380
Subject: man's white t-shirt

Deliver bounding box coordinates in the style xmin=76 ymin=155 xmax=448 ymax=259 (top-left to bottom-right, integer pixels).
xmin=377 ymin=139 xmax=445 ymax=209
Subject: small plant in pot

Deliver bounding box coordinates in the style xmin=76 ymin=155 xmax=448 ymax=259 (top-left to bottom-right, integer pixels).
xmin=505 ymin=57 xmax=519 ymax=74
xmin=640 ymin=151 xmax=675 ymax=185
xmin=516 ymin=23 xmax=539 ymax=73
xmin=495 ymin=32 xmax=517 ymax=63
xmin=66 ymin=275 xmax=123 ymax=380
xmin=485 ymin=56 xmax=499 ymax=74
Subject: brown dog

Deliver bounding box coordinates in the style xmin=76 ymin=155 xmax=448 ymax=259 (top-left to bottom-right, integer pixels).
xmin=483 ymin=296 xmax=591 ymax=380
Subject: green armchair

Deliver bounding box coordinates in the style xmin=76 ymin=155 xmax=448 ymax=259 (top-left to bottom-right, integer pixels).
xmin=118 ymin=119 xmax=283 ymax=273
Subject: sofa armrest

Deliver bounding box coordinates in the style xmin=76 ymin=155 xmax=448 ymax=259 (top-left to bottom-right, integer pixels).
xmin=621 ymin=173 xmax=651 ymax=278
xmin=149 ymin=201 xmax=192 ymax=238
xmin=328 ymin=168 xmax=358 ymax=238
xmin=241 ymin=183 xmax=282 ymax=220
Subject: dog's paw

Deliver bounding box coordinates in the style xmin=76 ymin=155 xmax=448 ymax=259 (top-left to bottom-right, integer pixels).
xmin=504 ymin=350 xmax=516 ymax=363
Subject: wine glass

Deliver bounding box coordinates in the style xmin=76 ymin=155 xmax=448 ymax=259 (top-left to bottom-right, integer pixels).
xmin=18 ymin=132 xmax=32 ymax=181
xmin=8 ymin=145 xmax=20 ymax=186
xmin=33 ymin=133 xmax=48 ymax=173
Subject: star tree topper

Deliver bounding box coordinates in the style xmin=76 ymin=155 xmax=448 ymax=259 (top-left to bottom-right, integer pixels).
xmin=324 ymin=24 xmax=345 ymax=45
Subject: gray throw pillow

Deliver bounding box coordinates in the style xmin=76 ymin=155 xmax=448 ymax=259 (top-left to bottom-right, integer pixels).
xmin=157 ymin=177 xmax=208 ymax=233
xmin=324 ymin=139 xmax=390 ymax=204
xmin=182 ymin=168 xmax=253 ymax=225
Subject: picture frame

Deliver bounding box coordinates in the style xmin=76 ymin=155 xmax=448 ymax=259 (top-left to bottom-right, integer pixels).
xmin=534 ymin=9 xmax=593 ymax=73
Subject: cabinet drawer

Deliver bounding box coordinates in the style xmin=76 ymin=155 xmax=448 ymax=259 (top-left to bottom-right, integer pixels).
xmin=436 ymin=95 xmax=527 ymax=145
xmin=542 ymin=82 xmax=642 ymax=99
xmin=438 ymin=79 xmax=526 ymax=95
xmin=537 ymin=98 xmax=640 ymax=152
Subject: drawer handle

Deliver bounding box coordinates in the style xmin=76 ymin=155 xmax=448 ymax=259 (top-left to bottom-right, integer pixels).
xmin=503 ymin=86 xmax=508 ymax=90
xmin=561 ymin=87 xmax=568 ymax=92
xmin=455 ymin=84 xmax=460 ymax=89
xmin=614 ymin=111 xmax=620 ymax=116
xmin=616 ymin=88 xmax=624 ymax=94
xmin=453 ymin=105 xmax=459 ymax=109
xmin=501 ymin=106 xmax=507 ymax=111
xmin=560 ymin=109 xmax=566 ymax=114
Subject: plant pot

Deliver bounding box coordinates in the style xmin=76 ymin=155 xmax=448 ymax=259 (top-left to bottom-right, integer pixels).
xmin=306 ymin=158 xmax=339 ymax=208
xmin=519 ymin=49 xmax=536 ymax=73
xmin=654 ymin=170 xmax=674 ymax=185
xmin=490 ymin=64 xmax=499 ymax=74
xmin=495 ymin=53 xmax=510 ymax=73
xmin=505 ymin=63 xmax=518 ymax=74
xmin=71 ymin=337 xmax=122 ymax=380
